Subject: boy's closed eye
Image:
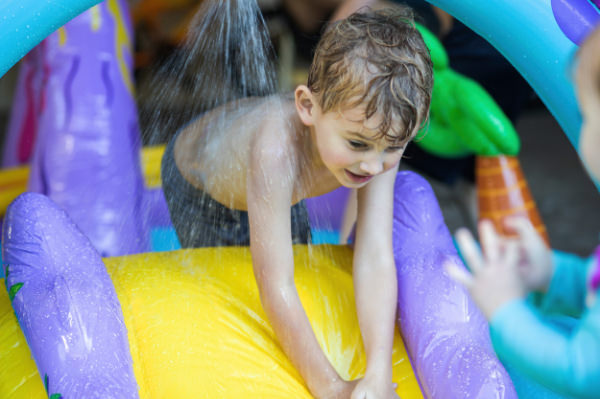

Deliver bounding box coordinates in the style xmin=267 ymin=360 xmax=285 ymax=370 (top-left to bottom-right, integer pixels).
xmin=348 ymin=140 xmax=369 ymax=150
xmin=385 ymin=145 xmax=404 ymax=153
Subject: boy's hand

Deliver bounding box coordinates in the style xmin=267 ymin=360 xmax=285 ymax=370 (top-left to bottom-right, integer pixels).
xmin=320 ymin=378 xmax=399 ymax=399
xmin=350 ymin=376 xmax=400 ymax=399
xmin=445 ymin=219 xmax=528 ymax=320
xmin=322 ymin=379 xmax=359 ymax=399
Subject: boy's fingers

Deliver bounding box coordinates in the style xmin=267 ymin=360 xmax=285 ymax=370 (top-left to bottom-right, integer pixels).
xmin=479 ymin=220 xmax=500 ymax=263
xmin=444 ymin=262 xmax=474 ymax=288
xmin=455 ymin=228 xmax=484 ymax=272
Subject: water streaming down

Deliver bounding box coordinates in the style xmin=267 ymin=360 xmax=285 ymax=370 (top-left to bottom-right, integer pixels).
xmin=141 ymin=0 xmax=278 ymax=145
xmin=139 ymin=0 xmax=333 ymax=248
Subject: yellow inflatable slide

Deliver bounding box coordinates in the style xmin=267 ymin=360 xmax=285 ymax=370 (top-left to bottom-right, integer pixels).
xmin=0 ymin=245 xmax=422 ymax=398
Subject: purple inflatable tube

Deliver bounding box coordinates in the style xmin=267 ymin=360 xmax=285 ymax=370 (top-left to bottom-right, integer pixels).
xmin=392 ymin=171 xmax=516 ymax=398
xmin=2 ymin=193 xmax=139 ymax=398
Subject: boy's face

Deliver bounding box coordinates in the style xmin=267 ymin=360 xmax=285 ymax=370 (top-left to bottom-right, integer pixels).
xmin=311 ymin=105 xmax=406 ymax=188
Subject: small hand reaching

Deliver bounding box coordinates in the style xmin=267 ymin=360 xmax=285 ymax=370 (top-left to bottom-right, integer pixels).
xmin=444 ymin=219 xmax=532 ymax=319
xmin=503 ymin=217 xmax=554 ymax=292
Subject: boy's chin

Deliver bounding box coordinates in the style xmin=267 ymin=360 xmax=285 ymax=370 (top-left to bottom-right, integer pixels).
xmin=337 ymin=178 xmax=369 ymax=189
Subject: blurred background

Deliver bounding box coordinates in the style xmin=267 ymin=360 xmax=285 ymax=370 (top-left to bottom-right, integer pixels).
xmin=0 ymin=0 xmax=598 ymax=256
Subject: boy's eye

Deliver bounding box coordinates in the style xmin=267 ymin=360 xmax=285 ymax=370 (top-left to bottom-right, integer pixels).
xmin=386 ymin=146 xmax=404 ymax=153
xmin=348 ymin=140 xmax=368 ymax=149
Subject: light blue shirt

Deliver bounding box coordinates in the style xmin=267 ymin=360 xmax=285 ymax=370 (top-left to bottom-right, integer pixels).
xmin=490 ymin=250 xmax=600 ymax=398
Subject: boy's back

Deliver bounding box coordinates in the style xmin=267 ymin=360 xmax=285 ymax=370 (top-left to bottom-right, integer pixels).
xmin=172 ymin=94 xmax=340 ymax=210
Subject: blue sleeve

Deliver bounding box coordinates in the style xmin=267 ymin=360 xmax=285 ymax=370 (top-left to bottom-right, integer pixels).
xmin=490 ymin=299 xmax=600 ymax=398
xmin=529 ymin=250 xmax=592 ymax=318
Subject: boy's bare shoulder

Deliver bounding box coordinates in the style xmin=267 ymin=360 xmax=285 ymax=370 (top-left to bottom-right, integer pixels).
xmin=246 ymin=96 xmax=324 ymax=205
xmin=173 ymin=93 xmax=310 ymax=208
xmin=249 ymin=97 xmax=305 ymax=173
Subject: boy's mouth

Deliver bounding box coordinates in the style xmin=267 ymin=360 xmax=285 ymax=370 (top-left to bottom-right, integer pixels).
xmin=344 ymin=169 xmax=373 ymax=184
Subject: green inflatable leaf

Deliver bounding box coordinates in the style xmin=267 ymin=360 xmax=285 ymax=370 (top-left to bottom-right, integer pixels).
xmin=414 ymin=25 xmax=521 ymax=157
xmin=416 ymin=120 xmax=471 ymax=158
xmin=8 ymin=282 xmax=23 ymax=301
xmin=415 ymin=23 xmax=448 ymax=70
xmin=451 ymin=74 xmax=520 ymax=156
xmin=44 ymin=374 xmax=63 ymax=399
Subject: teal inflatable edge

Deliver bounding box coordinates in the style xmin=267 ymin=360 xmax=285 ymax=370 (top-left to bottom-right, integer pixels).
xmin=0 ymin=0 xmax=103 ymax=78
xmin=424 ymin=0 xmax=582 ymax=154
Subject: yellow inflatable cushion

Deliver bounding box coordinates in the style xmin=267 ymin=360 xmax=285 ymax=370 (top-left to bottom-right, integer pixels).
xmin=0 ymin=245 xmax=422 ymax=398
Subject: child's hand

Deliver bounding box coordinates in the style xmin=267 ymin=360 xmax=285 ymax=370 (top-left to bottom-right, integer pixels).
xmin=444 ymin=220 xmax=528 ymax=320
xmin=503 ymin=217 xmax=554 ymax=293
xmin=320 ymin=378 xmax=399 ymax=399
xmin=350 ymin=376 xmax=400 ymax=399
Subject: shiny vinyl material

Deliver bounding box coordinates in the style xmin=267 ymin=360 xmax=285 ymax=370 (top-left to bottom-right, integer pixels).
xmin=0 ymin=193 xmax=421 ymax=398
xmin=0 ymin=171 xmax=521 ymax=398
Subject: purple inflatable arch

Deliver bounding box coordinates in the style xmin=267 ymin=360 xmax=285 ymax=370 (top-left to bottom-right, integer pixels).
xmin=393 ymin=171 xmax=516 ymax=398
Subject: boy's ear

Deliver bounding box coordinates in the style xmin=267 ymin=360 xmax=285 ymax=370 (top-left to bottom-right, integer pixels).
xmin=295 ymin=85 xmax=316 ymax=126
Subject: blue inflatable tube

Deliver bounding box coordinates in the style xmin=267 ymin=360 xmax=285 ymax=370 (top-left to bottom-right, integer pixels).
xmin=0 ymin=0 xmax=102 ymax=78
xmin=424 ymin=0 xmax=595 ymax=154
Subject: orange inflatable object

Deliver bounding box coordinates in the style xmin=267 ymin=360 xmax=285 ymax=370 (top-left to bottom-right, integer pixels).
xmin=476 ymin=155 xmax=550 ymax=245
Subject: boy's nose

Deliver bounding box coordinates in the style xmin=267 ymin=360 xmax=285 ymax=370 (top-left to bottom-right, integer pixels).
xmin=359 ymin=158 xmax=383 ymax=175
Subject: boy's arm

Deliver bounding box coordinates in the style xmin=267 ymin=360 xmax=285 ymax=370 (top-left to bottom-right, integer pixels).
xmin=353 ymin=167 xmax=398 ymax=390
xmin=246 ymin=150 xmax=347 ymax=398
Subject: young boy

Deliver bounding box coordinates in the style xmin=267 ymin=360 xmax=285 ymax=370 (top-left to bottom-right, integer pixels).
xmin=162 ymin=8 xmax=433 ymax=399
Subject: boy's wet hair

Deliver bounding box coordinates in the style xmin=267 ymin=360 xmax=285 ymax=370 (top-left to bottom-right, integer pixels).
xmin=307 ymin=7 xmax=434 ymax=145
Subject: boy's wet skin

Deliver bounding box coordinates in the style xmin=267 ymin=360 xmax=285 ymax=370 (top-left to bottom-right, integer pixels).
xmin=163 ymin=8 xmax=433 ymax=398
